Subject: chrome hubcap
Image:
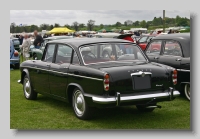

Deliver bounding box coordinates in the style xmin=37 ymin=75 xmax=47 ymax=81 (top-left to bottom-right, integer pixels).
xmin=104 ymin=53 xmax=109 ymax=58
xmin=34 ymin=57 xmax=37 ymax=60
xmin=74 ymin=90 xmax=85 ymax=116
xmin=24 ymin=78 xmax=31 ymax=98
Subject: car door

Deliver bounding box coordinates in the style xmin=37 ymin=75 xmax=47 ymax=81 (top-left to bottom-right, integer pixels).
xmin=48 ymin=44 xmax=73 ymax=98
xmin=157 ymin=40 xmax=183 ymax=69
xmin=31 ymin=44 xmax=56 ymax=94
xmin=145 ymin=40 xmax=162 ymax=63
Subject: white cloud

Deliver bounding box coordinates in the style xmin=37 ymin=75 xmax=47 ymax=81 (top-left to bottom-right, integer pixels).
xmin=10 ymin=10 xmax=190 ymax=26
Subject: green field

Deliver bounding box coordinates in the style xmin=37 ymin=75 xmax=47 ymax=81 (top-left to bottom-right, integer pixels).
xmin=10 ymin=68 xmax=190 ymax=129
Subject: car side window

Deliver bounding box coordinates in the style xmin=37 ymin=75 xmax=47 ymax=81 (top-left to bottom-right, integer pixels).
xmin=163 ymin=41 xmax=182 ymax=56
xmin=55 ymin=44 xmax=73 ymax=64
xmin=72 ymin=51 xmax=80 ymax=65
xmin=146 ymin=40 xmax=162 ymax=55
xmin=43 ymin=44 xmax=56 ymax=63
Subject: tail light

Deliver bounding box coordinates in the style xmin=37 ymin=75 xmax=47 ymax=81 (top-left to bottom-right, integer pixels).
xmin=14 ymin=51 xmax=18 ymax=57
xmin=104 ymin=74 xmax=109 ymax=91
xmin=172 ymin=70 xmax=177 ymax=85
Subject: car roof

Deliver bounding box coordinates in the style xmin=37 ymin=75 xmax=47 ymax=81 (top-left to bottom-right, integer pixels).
xmin=44 ymin=36 xmax=73 ymax=40
xmin=47 ymin=38 xmax=133 ymax=47
xmin=153 ymin=33 xmax=190 ymax=40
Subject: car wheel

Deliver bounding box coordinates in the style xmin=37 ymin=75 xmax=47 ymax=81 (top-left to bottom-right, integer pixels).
xmin=184 ymin=83 xmax=190 ymax=101
xmin=23 ymin=75 xmax=37 ymax=100
xmin=72 ymin=88 xmax=91 ymax=120
xmin=102 ymin=51 xmax=110 ymax=58
xmin=33 ymin=54 xmax=38 ymax=60
xmin=136 ymin=103 xmax=156 ymax=112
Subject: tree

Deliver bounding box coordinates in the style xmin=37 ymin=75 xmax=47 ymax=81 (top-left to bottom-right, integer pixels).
xmin=10 ymin=22 xmax=16 ymax=33
xmin=125 ymin=20 xmax=133 ymax=26
xmin=124 ymin=21 xmax=127 ymax=26
xmin=134 ymin=21 xmax=139 ymax=26
xmin=79 ymin=23 xmax=85 ymax=28
xmin=40 ymin=24 xmax=49 ymax=30
xmin=100 ymin=24 xmax=104 ymax=29
xmin=140 ymin=20 xmax=146 ymax=28
xmin=87 ymin=20 xmax=95 ymax=31
xmin=72 ymin=21 xmax=79 ymax=31
xmin=115 ymin=22 xmax=122 ymax=27
xmin=54 ymin=23 xmax=60 ymax=27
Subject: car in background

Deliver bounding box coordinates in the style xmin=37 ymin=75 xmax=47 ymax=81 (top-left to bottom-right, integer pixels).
xmin=10 ymin=39 xmax=20 ymax=69
xmin=145 ymin=33 xmax=190 ymax=100
xmin=18 ymin=38 xmax=180 ymax=120
xmin=10 ymin=37 xmax=21 ymax=52
xmin=136 ymin=34 xmax=158 ymax=51
xmin=31 ymin=36 xmax=74 ymax=60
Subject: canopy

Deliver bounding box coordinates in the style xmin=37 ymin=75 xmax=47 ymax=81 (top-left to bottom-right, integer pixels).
xmin=49 ymin=27 xmax=75 ymax=33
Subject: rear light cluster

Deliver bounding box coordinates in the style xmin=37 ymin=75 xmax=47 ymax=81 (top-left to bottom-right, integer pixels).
xmin=172 ymin=70 xmax=177 ymax=85
xmin=14 ymin=51 xmax=18 ymax=57
xmin=104 ymin=74 xmax=109 ymax=91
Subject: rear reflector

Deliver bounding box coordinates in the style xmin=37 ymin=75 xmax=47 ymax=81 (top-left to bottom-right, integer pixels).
xmin=14 ymin=51 xmax=18 ymax=57
xmin=104 ymin=74 xmax=109 ymax=91
xmin=172 ymin=70 xmax=177 ymax=85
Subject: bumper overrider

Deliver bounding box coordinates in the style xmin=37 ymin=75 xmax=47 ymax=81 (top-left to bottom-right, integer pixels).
xmin=92 ymin=87 xmax=180 ymax=106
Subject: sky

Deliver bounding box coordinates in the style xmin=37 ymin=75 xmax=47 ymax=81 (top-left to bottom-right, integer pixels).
xmin=10 ymin=10 xmax=190 ymax=26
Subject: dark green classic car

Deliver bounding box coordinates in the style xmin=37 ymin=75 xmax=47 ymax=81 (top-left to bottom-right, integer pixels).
xmin=18 ymin=38 xmax=180 ymax=120
xmin=31 ymin=36 xmax=74 ymax=60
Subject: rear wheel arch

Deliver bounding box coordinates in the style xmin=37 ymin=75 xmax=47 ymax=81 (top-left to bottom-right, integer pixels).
xmin=21 ymin=69 xmax=29 ymax=84
xmin=66 ymin=83 xmax=85 ymax=105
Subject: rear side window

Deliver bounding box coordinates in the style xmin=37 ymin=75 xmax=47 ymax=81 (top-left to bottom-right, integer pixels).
xmin=163 ymin=41 xmax=182 ymax=56
xmin=43 ymin=44 xmax=56 ymax=63
xmin=55 ymin=44 xmax=73 ymax=64
xmin=146 ymin=40 xmax=162 ymax=55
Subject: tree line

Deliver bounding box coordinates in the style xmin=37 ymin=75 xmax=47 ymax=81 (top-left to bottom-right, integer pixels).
xmin=10 ymin=15 xmax=190 ymax=33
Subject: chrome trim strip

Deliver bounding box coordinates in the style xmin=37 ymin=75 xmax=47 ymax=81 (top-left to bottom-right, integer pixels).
xmin=21 ymin=66 xmax=103 ymax=81
xmin=68 ymin=73 xmax=103 ymax=81
xmin=131 ymin=71 xmax=152 ymax=76
xmin=92 ymin=91 xmax=180 ymax=104
xmin=177 ymin=69 xmax=190 ymax=72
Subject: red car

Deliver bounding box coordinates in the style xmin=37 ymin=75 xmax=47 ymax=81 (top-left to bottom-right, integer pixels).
xmin=136 ymin=34 xmax=159 ymax=50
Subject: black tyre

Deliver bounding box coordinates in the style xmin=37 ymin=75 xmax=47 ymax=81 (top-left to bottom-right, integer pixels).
xmin=33 ymin=54 xmax=38 ymax=60
xmin=136 ymin=103 xmax=156 ymax=112
xmin=72 ymin=88 xmax=92 ymax=120
xmin=184 ymin=83 xmax=190 ymax=101
xmin=23 ymin=75 xmax=37 ymax=100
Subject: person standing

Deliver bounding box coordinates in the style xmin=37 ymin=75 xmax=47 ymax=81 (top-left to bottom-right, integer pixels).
xmin=33 ymin=30 xmax=44 ymax=49
xmin=21 ymin=34 xmax=31 ymax=61
xmin=168 ymin=29 xmax=172 ymax=34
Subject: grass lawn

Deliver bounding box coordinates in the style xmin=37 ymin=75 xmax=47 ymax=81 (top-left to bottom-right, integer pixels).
xmin=10 ymin=67 xmax=190 ymax=129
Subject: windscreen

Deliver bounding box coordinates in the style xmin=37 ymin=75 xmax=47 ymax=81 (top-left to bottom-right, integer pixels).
xmin=80 ymin=43 xmax=147 ymax=64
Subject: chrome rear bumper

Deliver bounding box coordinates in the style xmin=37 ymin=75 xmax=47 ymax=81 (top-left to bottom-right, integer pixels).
xmin=92 ymin=88 xmax=180 ymax=106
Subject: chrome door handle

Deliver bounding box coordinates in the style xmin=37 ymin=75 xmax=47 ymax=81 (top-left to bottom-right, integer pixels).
xmin=176 ymin=59 xmax=181 ymax=61
xmin=154 ymin=57 xmax=159 ymax=59
xmin=46 ymin=64 xmax=50 ymax=66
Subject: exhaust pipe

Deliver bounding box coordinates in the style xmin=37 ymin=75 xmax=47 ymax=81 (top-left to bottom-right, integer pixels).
xmin=146 ymin=105 xmax=162 ymax=109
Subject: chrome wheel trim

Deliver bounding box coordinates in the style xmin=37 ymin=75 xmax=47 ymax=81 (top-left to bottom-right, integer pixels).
xmin=185 ymin=83 xmax=190 ymax=100
xmin=73 ymin=90 xmax=85 ymax=116
xmin=23 ymin=77 xmax=31 ymax=98
xmin=34 ymin=56 xmax=37 ymax=60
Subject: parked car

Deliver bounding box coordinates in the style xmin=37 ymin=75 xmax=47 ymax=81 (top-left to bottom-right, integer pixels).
xmin=18 ymin=38 xmax=180 ymax=120
xmin=10 ymin=39 xmax=20 ymax=69
xmin=136 ymin=34 xmax=158 ymax=51
xmin=145 ymin=33 xmax=190 ymax=100
xmin=10 ymin=37 xmax=21 ymax=52
xmin=31 ymin=36 xmax=74 ymax=60
xmin=95 ymin=33 xmax=121 ymax=38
